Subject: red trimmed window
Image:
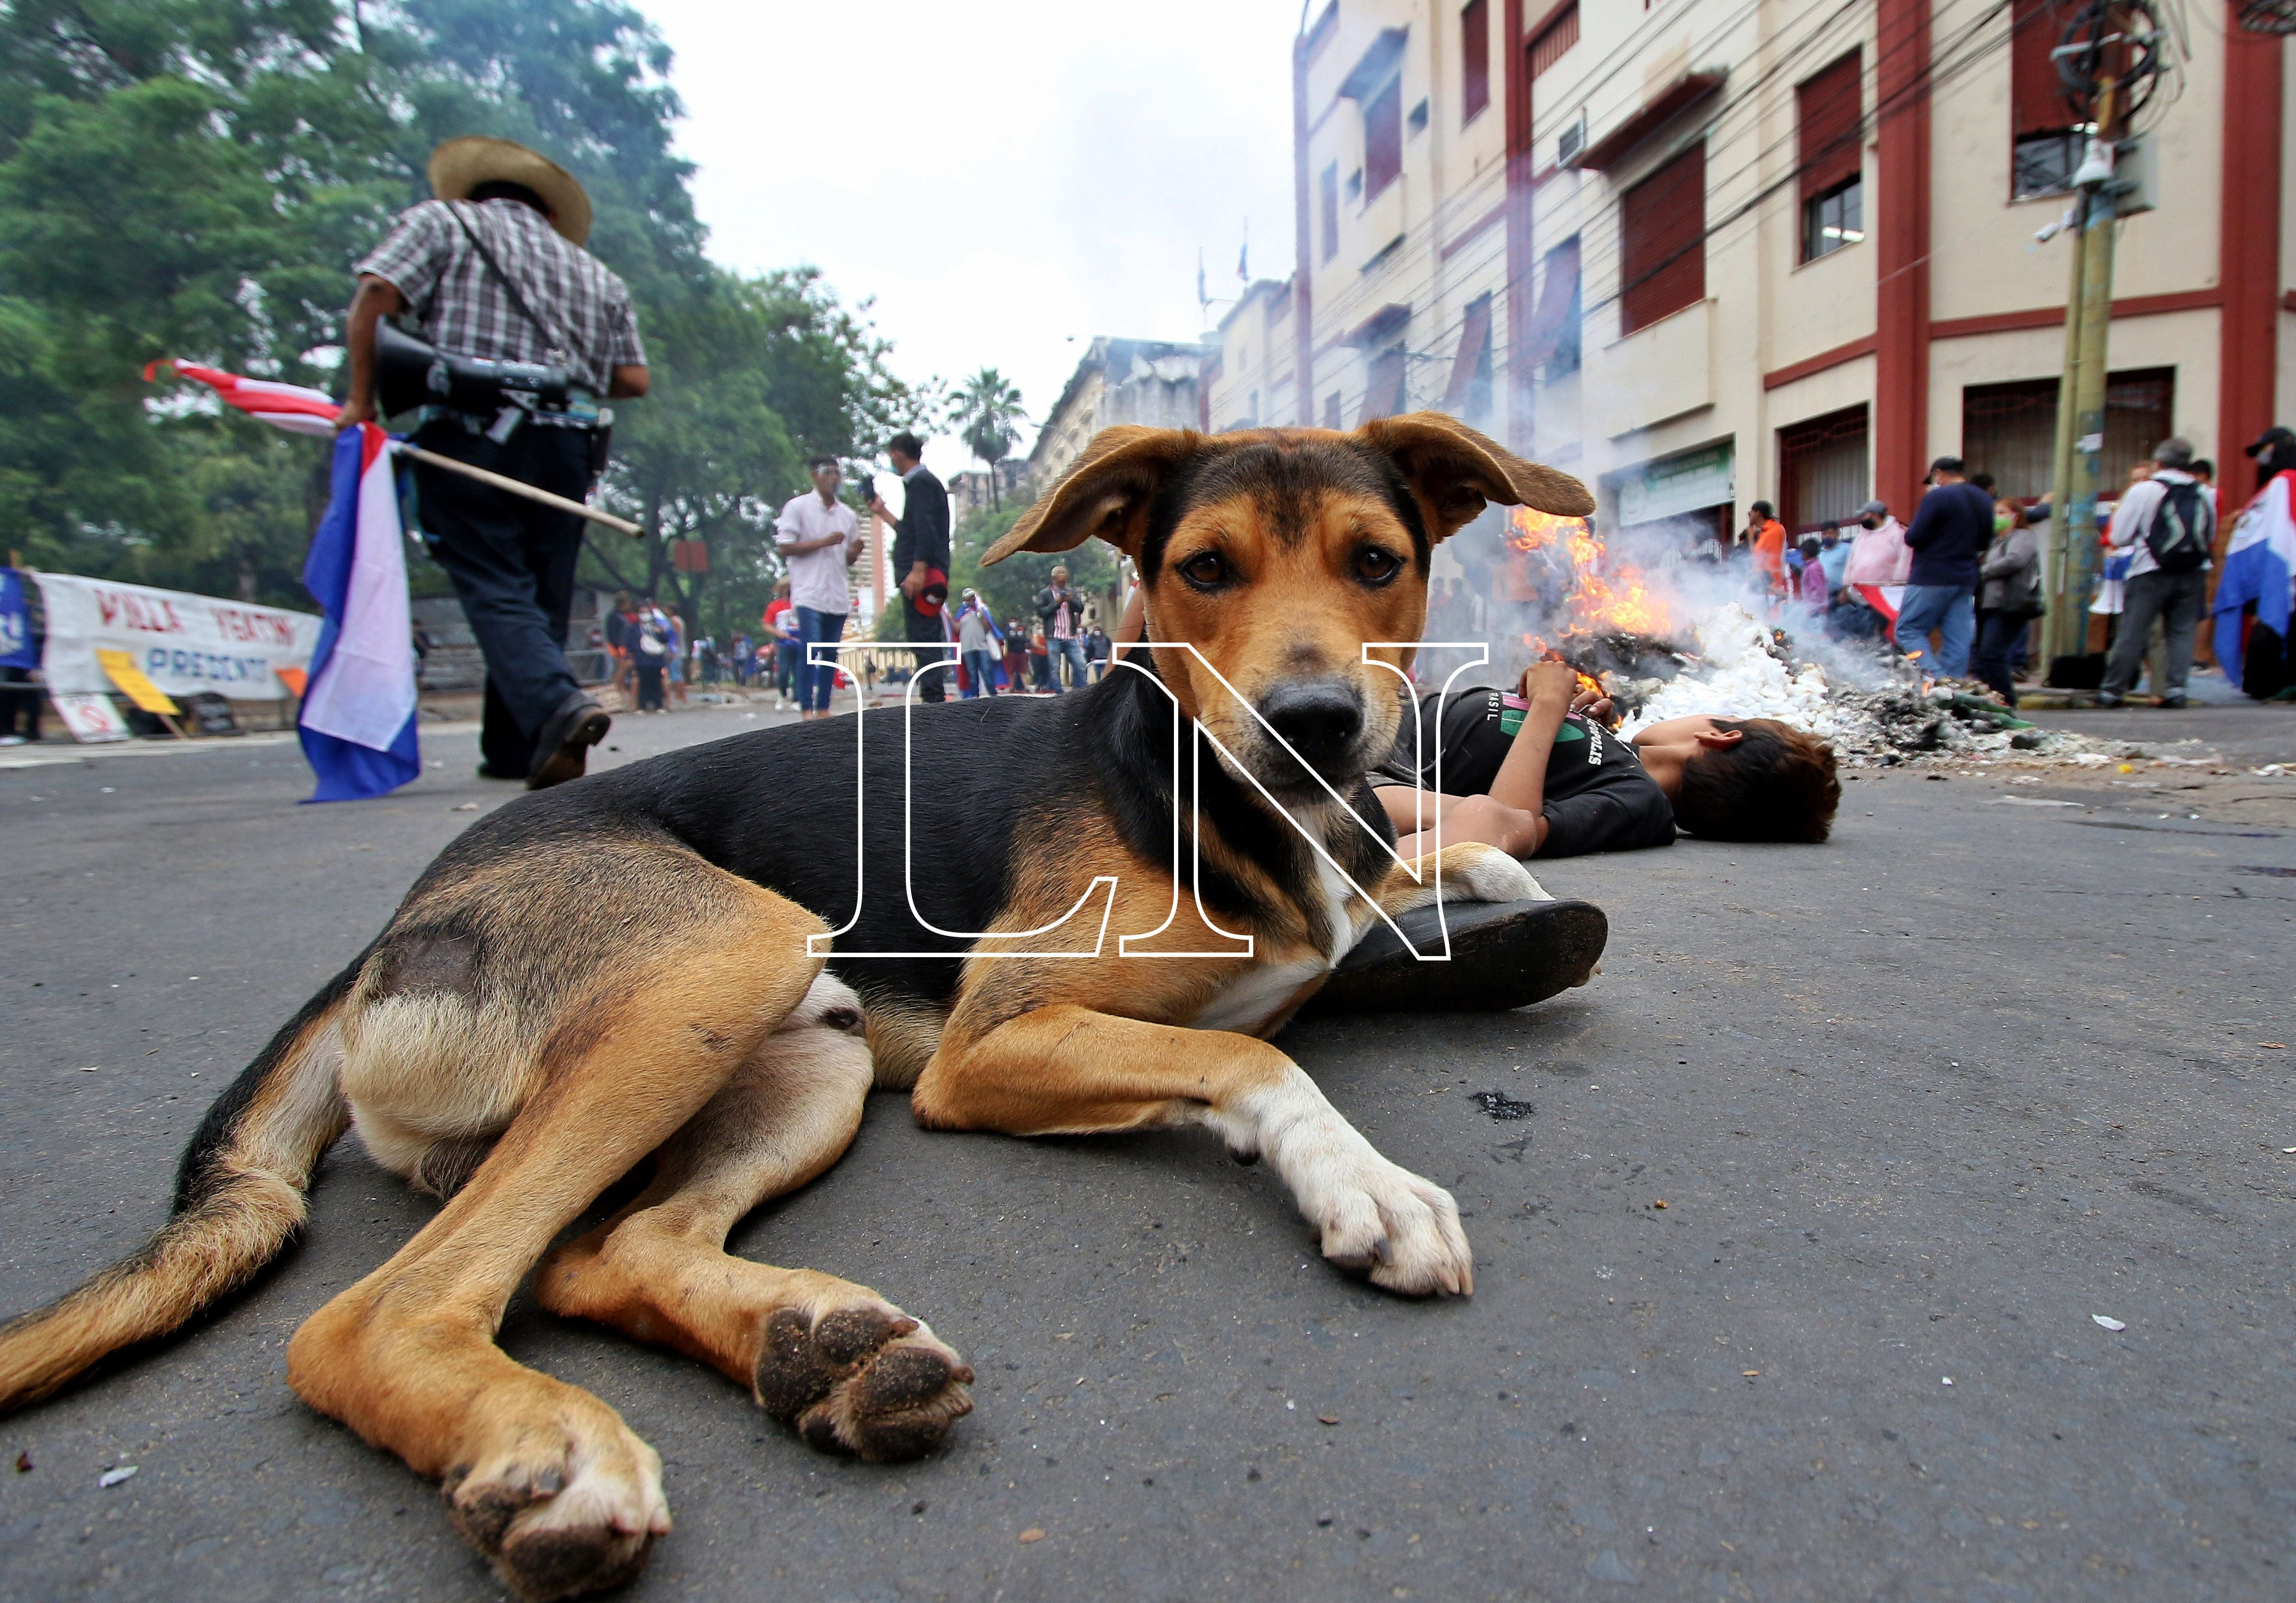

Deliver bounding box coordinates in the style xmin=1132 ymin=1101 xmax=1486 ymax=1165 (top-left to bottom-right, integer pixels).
xmin=1462 ymin=0 xmax=1490 ymax=123
xmin=1797 ymin=51 xmax=1863 ymax=262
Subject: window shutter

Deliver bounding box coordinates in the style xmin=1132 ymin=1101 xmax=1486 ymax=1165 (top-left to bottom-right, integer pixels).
xmin=1523 ymin=236 xmax=1581 ymax=369
xmin=1529 ymin=3 xmax=1578 ymax=80
xmin=1441 ymin=295 xmax=1495 ymax=410
xmin=1796 ymin=51 xmax=1863 ymax=202
xmin=1360 ymin=347 xmax=1407 ymax=424
xmin=1365 ymin=76 xmax=1404 ymax=199
xmin=1619 ymin=143 xmax=1705 ymax=335
xmin=2012 ymin=0 xmax=2079 ymax=138
xmin=1461 ymin=0 xmax=1490 ymax=122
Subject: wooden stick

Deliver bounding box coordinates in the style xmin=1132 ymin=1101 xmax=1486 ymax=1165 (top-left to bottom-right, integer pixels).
xmin=391 ymin=442 xmax=644 ymax=538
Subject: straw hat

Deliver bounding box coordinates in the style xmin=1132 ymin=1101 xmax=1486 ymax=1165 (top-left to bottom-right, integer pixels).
xmin=427 ymin=136 xmax=592 ymax=246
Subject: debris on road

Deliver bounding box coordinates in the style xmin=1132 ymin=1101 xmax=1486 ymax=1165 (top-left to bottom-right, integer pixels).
xmin=1318 ymin=1414 xmax=1340 ymax=1426
xmin=2093 ymin=1315 xmax=2128 ymax=1332
xmin=1018 ymin=1527 xmax=1045 ymax=1544
xmin=97 ymin=1465 xmax=137 ymax=1487
xmin=451 ymin=801 xmax=478 ymax=811
xmin=14 ymin=1450 xmax=30 ymax=1472
xmin=2260 ymin=1042 xmax=2286 ymax=1050
xmin=1471 ymin=1090 xmax=1534 ymax=1121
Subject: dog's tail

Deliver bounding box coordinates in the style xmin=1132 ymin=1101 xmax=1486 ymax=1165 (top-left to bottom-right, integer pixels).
xmin=0 ymin=959 xmax=362 ymax=1413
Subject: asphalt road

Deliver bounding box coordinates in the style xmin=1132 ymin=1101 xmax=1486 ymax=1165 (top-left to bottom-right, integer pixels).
xmin=4 ymin=702 xmax=2295 ymax=1603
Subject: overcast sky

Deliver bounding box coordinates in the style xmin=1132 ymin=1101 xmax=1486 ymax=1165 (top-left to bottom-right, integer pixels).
xmin=640 ymin=0 xmax=1302 ymax=476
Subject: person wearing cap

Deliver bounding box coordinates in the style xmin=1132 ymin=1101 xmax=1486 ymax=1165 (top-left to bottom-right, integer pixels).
xmin=1893 ymin=457 xmax=1992 ymax=679
xmin=954 ymin=589 xmax=1002 ymax=698
xmin=339 ymin=137 xmax=648 ymax=788
xmin=2096 ymin=437 xmax=2215 ymax=708
xmin=870 ymin=433 xmax=952 ymax=701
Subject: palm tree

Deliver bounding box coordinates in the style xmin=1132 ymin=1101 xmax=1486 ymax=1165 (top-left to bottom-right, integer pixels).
xmin=957 ymin=367 xmax=1028 ymax=512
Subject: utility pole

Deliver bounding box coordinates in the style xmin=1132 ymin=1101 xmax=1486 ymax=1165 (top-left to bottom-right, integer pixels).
xmin=2041 ymin=0 xmax=2171 ymax=677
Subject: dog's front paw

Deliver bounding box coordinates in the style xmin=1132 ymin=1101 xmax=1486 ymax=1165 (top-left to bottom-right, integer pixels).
xmin=1438 ymin=843 xmax=1550 ymax=904
xmin=1287 ymin=1126 xmax=1473 ymax=1297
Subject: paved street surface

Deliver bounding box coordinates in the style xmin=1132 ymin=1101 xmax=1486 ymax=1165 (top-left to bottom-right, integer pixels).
xmin=5 ymin=701 xmax=2296 ymax=1603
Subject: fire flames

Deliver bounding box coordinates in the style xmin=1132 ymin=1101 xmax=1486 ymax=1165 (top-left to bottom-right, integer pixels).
xmin=1506 ymin=507 xmax=1671 ymax=637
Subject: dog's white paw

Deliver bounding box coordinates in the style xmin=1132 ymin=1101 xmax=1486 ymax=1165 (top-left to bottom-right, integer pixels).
xmin=1279 ymin=1116 xmax=1473 ymax=1297
xmin=1441 ymin=845 xmax=1550 ymax=904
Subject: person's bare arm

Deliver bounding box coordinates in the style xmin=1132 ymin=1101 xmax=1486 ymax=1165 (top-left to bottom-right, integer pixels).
xmin=1478 ymin=660 xmax=1578 ymax=841
xmin=336 ymin=273 xmax=405 ymax=430
xmin=608 ymin=364 xmax=649 ymax=399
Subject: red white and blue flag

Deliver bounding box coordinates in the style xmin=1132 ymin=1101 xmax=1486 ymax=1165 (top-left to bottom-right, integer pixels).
xmin=299 ymin=423 xmax=420 ymax=800
xmin=149 ymin=360 xmax=419 ymax=799
xmin=2213 ymin=470 xmax=2296 ymax=690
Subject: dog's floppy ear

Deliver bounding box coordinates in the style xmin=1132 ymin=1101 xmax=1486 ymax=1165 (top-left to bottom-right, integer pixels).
xmin=1356 ymin=411 xmax=1595 ymax=542
xmin=983 ymin=426 xmax=1198 ymax=565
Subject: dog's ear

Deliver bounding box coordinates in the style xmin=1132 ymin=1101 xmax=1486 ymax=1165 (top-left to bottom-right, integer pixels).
xmin=983 ymin=426 xmax=1198 ymax=565
xmin=1356 ymin=411 xmax=1595 ymax=542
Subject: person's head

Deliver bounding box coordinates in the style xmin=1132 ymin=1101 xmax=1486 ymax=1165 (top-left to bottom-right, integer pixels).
xmin=2248 ymin=425 xmax=2296 ymax=487
xmin=1747 ymin=500 xmax=1774 ymax=525
xmin=2153 ymin=436 xmax=2194 ymax=472
xmin=1050 ymin=564 xmax=1070 ymax=586
xmin=2128 ymin=460 xmax=2155 ymax=486
xmin=1925 ymin=455 xmax=1966 ymax=486
xmin=1856 ymin=498 xmax=1888 ymax=529
xmin=1969 ymin=471 xmax=1995 ymax=494
xmin=774 ymin=576 xmax=791 ymax=597
xmin=1630 ymin=716 xmax=1840 ymax=842
xmin=1797 ymin=535 xmax=1822 ymax=562
xmin=808 ymin=454 xmax=841 ymax=497
xmin=887 ymin=432 xmax=925 ymax=472
xmin=614 ymin=589 xmax=632 ymax=608
xmin=2192 ymin=458 xmax=2215 ymax=485
xmin=469 ymin=179 xmax=550 ymax=220
xmin=1819 ymin=521 xmax=1840 ymax=547
xmin=1994 ymin=498 xmax=2020 ymax=532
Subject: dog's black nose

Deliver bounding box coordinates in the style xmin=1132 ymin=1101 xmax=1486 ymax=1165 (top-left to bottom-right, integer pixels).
xmin=1257 ymin=679 xmax=1364 ymax=768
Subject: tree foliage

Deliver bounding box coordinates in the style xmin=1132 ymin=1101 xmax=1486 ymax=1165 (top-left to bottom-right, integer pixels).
xmin=0 ymin=0 xmax=936 ymax=635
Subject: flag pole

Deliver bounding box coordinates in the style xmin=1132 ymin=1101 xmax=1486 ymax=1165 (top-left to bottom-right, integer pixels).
xmin=389 ymin=443 xmax=644 ymax=537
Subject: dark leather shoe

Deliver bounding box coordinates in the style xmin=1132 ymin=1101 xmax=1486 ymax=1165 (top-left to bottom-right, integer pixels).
xmin=527 ymin=692 xmax=610 ymax=790
xmin=475 ymin=761 xmax=525 ymax=780
xmin=1305 ymin=897 xmax=1608 ymax=1016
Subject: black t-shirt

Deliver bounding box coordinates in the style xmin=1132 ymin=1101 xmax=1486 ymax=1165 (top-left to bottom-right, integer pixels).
xmin=1373 ymin=689 xmax=1677 ymax=858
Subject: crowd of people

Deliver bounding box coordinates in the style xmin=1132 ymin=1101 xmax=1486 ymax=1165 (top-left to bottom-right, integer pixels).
xmin=1724 ymin=430 xmax=2284 ymax=709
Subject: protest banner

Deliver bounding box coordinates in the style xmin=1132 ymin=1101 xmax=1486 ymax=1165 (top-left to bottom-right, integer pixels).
xmin=32 ymin=572 xmax=319 ymax=702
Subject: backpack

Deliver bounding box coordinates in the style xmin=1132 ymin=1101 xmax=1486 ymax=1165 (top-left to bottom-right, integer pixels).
xmin=2144 ymin=480 xmax=2210 ymax=571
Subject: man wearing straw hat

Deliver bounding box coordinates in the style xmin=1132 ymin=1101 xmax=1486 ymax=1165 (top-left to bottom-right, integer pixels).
xmin=338 ymin=136 xmax=650 ymax=788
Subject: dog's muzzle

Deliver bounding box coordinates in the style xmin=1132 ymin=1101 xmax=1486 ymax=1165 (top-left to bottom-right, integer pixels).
xmin=1252 ymin=678 xmax=1369 ymax=785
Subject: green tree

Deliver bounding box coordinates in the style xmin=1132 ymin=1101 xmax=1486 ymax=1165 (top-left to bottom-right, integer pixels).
xmin=948 ymin=492 xmax=1118 ymax=634
xmin=955 ymin=366 xmax=1026 ymax=512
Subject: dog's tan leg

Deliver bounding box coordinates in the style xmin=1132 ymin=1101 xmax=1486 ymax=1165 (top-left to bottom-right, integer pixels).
xmin=285 ymin=889 xmax=825 ymax=1603
xmin=914 ymin=1002 xmax=1472 ymax=1296
xmin=534 ymin=981 xmax=973 ymax=1464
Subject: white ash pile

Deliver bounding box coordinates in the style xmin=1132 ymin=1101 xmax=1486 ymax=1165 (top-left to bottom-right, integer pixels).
xmin=1605 ymin=604 xmax=2104 ymax=767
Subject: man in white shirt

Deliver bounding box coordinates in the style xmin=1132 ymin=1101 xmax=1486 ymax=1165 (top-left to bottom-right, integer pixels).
xmin=774 ymin=456 xmax=864 ymax=719
xmin=2098 ymin=437 xmax=2215 ymax=708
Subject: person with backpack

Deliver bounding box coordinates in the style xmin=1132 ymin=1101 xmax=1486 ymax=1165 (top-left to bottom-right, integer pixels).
xmin=2098 ymin=437 xmax=2215 ymax=708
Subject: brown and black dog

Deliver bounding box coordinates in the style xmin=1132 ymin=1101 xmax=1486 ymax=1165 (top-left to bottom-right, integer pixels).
xmin=0 ymin=413 xmax=1594 ymax=1599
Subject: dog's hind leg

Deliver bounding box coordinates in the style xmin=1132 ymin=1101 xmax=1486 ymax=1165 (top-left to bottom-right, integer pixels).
xmin=535 ymin=974 xmax=973 ymax=1464
xmin=285 ymin=878 xmax=825 ymax=1603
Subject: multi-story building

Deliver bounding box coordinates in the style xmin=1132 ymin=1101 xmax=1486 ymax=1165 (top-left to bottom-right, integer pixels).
xmin=1030 ymin=337 xmax=1217 ymax=489
xmin=1207 ymin=0 xmax=2290 ymax=546
xmin=949 ymin=459 xmax=1031 ymax=525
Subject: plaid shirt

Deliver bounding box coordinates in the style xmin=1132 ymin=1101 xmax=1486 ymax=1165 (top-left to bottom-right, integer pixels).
xmin=356 ymin=198 xmax=645 ymax=394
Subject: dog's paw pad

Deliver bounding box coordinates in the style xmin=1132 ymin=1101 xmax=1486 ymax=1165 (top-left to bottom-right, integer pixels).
xmin=752 ymin=1301 xmax=972 ymax=1464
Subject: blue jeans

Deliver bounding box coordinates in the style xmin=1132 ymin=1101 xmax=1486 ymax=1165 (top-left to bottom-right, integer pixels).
xmin=962 ymin=647 xmax=999 ymax=697
xmin=1046 ymin=635 xmax=1090 ymax=691
xmin=1893 ymin=585 xmax=1975 ymax=679
xmin=795 ymin=606 xmax=845 ymax=712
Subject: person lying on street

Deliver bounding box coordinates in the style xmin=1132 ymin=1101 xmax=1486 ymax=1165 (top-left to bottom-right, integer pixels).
xmin=1370 ymin=660 xmax=1841 ymax=861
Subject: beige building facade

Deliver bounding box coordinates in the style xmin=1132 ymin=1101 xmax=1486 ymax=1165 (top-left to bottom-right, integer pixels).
xmin=1207 ymin=0 xmax=2293 ymax=545
xmin=1029 ymin=337 xmax=1216 ymax=489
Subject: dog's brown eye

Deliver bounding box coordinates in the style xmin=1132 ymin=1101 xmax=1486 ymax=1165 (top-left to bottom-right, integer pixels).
xmin=1355 ymin=547 xmax=1403 ymax=585
xmin=1179 ymin=551 xmax=1229 ymax=588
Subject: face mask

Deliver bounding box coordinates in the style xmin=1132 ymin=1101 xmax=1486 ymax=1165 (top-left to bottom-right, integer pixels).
xmin=1994 ymin=511 xmax=2013 ymax=534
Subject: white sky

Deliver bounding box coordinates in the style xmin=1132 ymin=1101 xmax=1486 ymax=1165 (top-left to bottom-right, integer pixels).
xmin=639 ymin=0 xmax=1302 ymax=481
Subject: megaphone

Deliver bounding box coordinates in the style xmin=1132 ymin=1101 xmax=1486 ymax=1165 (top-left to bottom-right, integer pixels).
xmin=374 ymin=320 xmax=573 ymax=419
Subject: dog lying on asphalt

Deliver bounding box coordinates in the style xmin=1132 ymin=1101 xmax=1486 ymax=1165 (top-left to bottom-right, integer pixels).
xmin=0 ymin=412 xmax=1597 ymax=1600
